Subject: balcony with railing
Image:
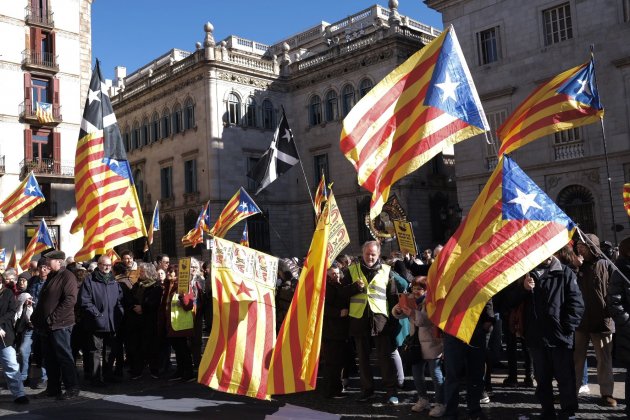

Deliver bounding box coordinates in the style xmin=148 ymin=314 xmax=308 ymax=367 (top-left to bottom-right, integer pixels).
xmin=19 ymin=101 xmax=62 ymax=124
xmin=22 ymin=49 xmax=59 ymax=72
xmin=25 ymin=5 xmax=54 ymax=28
xmin=19 ymin=158 xmax=74 ymax=183
xmin=0 ymin=155 xmax=5 ymax=176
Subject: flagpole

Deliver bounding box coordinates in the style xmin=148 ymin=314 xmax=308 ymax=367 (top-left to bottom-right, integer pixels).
xmin=591 ymin=46 xmax=619 ymax=245
xmin=282 ymin=106 xmax=316 ymax=210
xmin=260 ymin=212 xmax=292 ymax=256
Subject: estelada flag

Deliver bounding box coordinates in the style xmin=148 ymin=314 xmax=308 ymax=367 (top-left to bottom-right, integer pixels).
xmin=624 ymin=183 xmax=630 ymax=217
xmin=198 ymin=237 xmax=278 ymax=399
xmin=498 ymin=56 xmax=604 ymax=156
xmin=268 ymin=198 xmax=331 ymax=395
xmin=19 ymin=219 xmax=54 ymax=271
xmin=71 ymin=60 xmax=147 ymax=261
xmin=340 ymin=25 xmax=488 ymax=220
xmin=0 ymin=172 xmax=45 ymax=224
xmin=7 ymin=246 xmax=17 ymax=270
xmin=144 ymin=201 xmax=160 ymax=252
xmin=426 ymin=155 xmax=575 ymax=343
xmin=210 ymin=187 xmax=261 ymax=238
xmin=182 ymin=201 xmax=209 ymax=248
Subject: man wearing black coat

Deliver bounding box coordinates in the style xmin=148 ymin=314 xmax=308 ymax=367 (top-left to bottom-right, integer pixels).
xmin=512 ymin=255 xmax=584 ymax=420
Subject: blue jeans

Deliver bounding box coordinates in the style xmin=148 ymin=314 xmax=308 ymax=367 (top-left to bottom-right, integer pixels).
xmin=412 ymin=358 xmax=444 ymax=404
xmin=1 ymin=345 xmax=26 ymax=398
xmin=43 ymin=327 xmax=79 ymax=394
xmin=19 ymin=329 xmax=48 ymax=381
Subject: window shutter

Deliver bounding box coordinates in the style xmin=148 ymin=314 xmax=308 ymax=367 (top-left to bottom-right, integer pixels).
xmin=24 ymin=73 xmax=32 ymax=112
xmin=25 ymin=128 xmax=33 ymax=161
xmin=53 ymin=131 xmax=61 ymax=173
xmin=53 ymin=77 xmax=60 ymax=116
xmin=50 ymin=31 xmax=56 ymax=56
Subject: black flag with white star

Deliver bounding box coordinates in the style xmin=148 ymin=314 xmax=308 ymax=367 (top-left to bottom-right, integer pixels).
xmin=247 ymin=109 xmax=300 ymax=194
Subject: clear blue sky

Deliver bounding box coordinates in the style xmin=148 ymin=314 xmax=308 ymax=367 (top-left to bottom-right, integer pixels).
xmin=92 ymin=1 xmax=443 ymax=80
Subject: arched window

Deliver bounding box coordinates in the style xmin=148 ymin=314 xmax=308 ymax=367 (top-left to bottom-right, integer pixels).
xmin=132 ymin=121 xmax=140 ymax=149
xmin=359 ymin=78 xmax=373 ymax=98
xmin=133 ymin=168 xmax=144 ymax=208
xmin=141 ymin=117 xmax=149 ymax=146
xmin=227 ymin=92 xmax=241 ymax=125
xmin=184 ymin=98 xmax=195 ymax=130
xmin=262 ymin=99 xmax=274 ymax=129
xmin=172 ymin=104 xmax=183 ymax=134
xmin=342 ymin=84 xmax=355 ymax=117
xmin=161 ymin=214 xmax=176 ymax=258
xmin=557 ymin=185 xmax=596 ymax=234
xmin=123 ymin=127 xmax=131 ymax=153
xmin=184 ymin=209 xmax=199 ymax=256
xmin=309 ymin=95 xmax=322 ymax=126
xmin=151 ymin=113 xmax=159 ymax=142
xmin=246 ymin=97 xmax=257 ymax=128
xmin=161 ymin=108 xmax=171 ymax=138
xmin=325 ymin=90 xmax=338 ymax=122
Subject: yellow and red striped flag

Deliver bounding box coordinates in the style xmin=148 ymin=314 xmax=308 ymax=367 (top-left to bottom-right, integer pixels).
xmin=313 ymin=174 xmax=330 ymax=221
xmin=105 ymin=248 xmax=120 ymax=264
xmin=624 ymin=183 xmax=630 ymax=217
xmin=19 ymin=219 xmax=54 ymax=271
xmin=426 ymin=155 xmax=576 ymax=343
xmin=239 ymin=224 xmax=249 ymax=247
xmin=7 ymin=246 xmax=17 ymax=270
xmin=340 ymin=26 xmax=488 ymax=220
xmin=35 ymin=102 xmax=55 ymax=123
xmin=210 ymin=187 xmax=261 ymax=238
xmin=0 ymin=172 xmax=45 ymax=224
xmin=144 ymin=201 xmax=160 ymax=252
xmin=267 ymin=199 xmax=331 ymax=395
xmin=498 ymin=56 xmax=604 ymax=156
xmin=182 ymin=201 xmax=209 ymax=248
xmin=198 ymin=237 xmax=278 ymax=399
xmin=70 ymin=61 xmax=147 ymax=262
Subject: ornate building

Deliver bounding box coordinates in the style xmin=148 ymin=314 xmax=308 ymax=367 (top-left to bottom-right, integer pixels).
xmin=0 ymin=1 xmax=92 ymax=256
xmin=111 ymin=2 xmax=455 ymax=259
xmin=426 ymin=0 xmax=630 ymax=243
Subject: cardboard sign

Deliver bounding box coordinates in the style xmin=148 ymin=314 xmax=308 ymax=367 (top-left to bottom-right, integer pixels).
xmin=178 ymin=257 xmax=192 ymax=295
xmin=326 ymin=193 xmax=350 ymax=267
xmin=393 ymin=219 xmax=417 ymax=256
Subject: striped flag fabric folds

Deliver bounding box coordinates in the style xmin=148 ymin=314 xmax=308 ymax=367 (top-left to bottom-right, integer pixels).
xmin=267 ymin=199 xmax=331 ymax=395
xmin=182 ymin=201 xmax=209 ymax=248
xmin=35 ymin=102 xmax=55 ymax=123
xmin=19 ymin=219 xmax=54 ymax=270
xmin=144 ymin=201 xmax=160 ymax=252
xmin=313 ymin=174 xmax=329 ymax=220
xmin=426 ymin=155 xmax=575 ymax=343
xmin=210 ymin=187 xmax=261 ymax=238
xmin=7 ymin=246 xmax=17 ymax=270
xmin=105 ymin=248 xmax=121 ymax=264
xmin=498 ymin=56 xmax=604 ymax=156
xmin=0 ymin=249 xmax=5 ymax=266
xmin=198 ymin=237 xmax=278 ymax=399
xmin=71 ymin=61 xmax=147 ymax=261
xmin=340 ymin=26 xmax=489 ymax=220
xmin=240 ymin=224 xmax=249 ymax=247
xmin=624 ymin=183 xmax=630 ymax=217
xmin=0 ymin=172 xmax=45 ymax=224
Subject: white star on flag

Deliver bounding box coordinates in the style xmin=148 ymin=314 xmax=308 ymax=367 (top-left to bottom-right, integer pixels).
xmin=27 ymin=184 xmax=36 ymax=194
xmin=435 ymin=72 xmax=459 ymax=102
xmin=239 ymin=202 xmax=249 ymax=212
xmin=88 ymin=88 xmax=101 ymax=105
xmin=282 ymin=128 xmax=292 ymax=142
xmin=509 ymin=188 xmax=543 ymax=214
xmin=576 ymin=77 xmax=592 ymax=96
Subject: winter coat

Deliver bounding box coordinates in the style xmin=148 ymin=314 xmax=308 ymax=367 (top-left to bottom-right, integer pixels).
xmin=322 ymin=280 xmax=349 ymax=341
xmin=392 ymin=302 xmax=443 ymax=359
xmin=80 ymin=272 xmax=124 ymax=333
xmin=576 ymin=257 xmax=614 ymax=333
xmin=510 ymin=257 xmax=584 ymax=348
xmin=607 ymin=256 xmax=630 ymax=365
xmin=31 ymin=268 xmax=78 ymax=331
xmin=0 ymin=287 xmax=17 ymax=348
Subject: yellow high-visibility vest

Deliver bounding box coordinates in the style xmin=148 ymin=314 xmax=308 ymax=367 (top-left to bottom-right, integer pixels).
xmin=170 ymin=293 xmax=194 ymax=331
xmin=348 ymin=262 xmax=391 ymax=319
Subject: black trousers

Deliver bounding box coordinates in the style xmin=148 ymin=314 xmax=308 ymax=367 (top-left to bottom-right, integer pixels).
xmin=169 ymin=337 xmax=193 ymax=377
xmin=354 ymin=334 xmax=397 ymax=397
xmin=529 ymin=346 xmax=578 ymax=419
xmin=84 ymin=331 xmax=117 ymax=381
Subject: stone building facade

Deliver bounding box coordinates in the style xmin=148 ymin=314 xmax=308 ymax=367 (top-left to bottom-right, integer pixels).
xmin=426 ymin=0 xmax=630 ymax=243
xmin=112 ymin=3 xmax=456 ymax=259
xmin=0 ymin=0 xmax=92 ymax=257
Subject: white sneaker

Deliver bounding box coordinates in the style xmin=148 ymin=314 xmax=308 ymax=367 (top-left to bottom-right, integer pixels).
xmin=578 ymin=384 xmax=590 ymax=395
xmin=429 ymin=403 xmax=446 ymax=417
xmin=411 ymin=397 xmax=430 ymax=412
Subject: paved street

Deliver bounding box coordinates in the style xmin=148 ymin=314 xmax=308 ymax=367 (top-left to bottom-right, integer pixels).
xmin=0 ymin=355 xmax=626 ymax=419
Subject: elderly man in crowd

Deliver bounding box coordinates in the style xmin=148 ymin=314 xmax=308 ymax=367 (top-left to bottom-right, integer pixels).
xmin=31 ymin=250 xmax=80 ymax=400
xmin=342 ymin=240 xmax=400 ymax=405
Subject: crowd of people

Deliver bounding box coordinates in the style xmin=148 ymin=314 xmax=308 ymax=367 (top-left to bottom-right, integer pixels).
xmin=0 ymin=234 xmax=629 ymax=420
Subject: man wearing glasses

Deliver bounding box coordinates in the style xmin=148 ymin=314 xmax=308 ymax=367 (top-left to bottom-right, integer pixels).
xmin=31 ymin=250 xmax=80 ymax=400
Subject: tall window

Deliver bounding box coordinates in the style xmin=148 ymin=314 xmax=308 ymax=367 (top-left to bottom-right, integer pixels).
xmin=172 ymin=104 xmax=183 ymax=134
xmin=262 ymin=99 xmax=274 ymax=129
xmin=246 ymin=97 xmax=257 ymax=127
xmin=133 ymin=169 xmax=144 ymax=208
xmin=161 ymin=109 xmax=171 ymax=138
xmin=141 ymin=117 xmax=149 ymax=146
xmin=342 ymin=84 xmax=355 ymax=117
xmin=543 ymin=2 xmax=573 ymax=46
xmin=246 ymin=156 xmax=259 ymax=190
xmin=227 ymin=93 xmax=241 ymax=125
xmin=32 ymin=78 xmax=49 ymax=109
xmin=184 ymin=98 xmax=195 ymax=130
xmin=554 ymin=127 xmax=581 ymax=144
xmin=151 ymin=113 xmax=159 ymax=142
xmin=477 ymin=27 xmax=500 ymax=65
xmin=359 ymin=78 xmax=373 ymax=98
xmin=313 ymin=153 xmax=329 ymax=185
xmin=32 ymin=130 xmax=52 ymax=162
xmin=161 ymin=214 xmax=176 ymax=258
xmin=247 ymin=212 xmax=270 ymax=253
xmin=123 ymin=128 xmax=131 ymax=152
xmin=132 ymin=121 xmax=140 ymax=150
xmin=557 ymin=185 xmax=595 ymax=233
xmin=160 ymin=166 xmax=173 ymax=199
xmin=309 ymin=95 xmax=322 ymax=126
xmin=325 ymin=90 xmax=339 ymax=122
xmin=484 ymin=110 xmax=507 ymax=170
xmin=184 ymin=159 xmax=197 ymax=194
